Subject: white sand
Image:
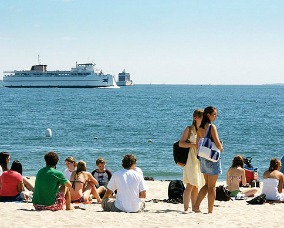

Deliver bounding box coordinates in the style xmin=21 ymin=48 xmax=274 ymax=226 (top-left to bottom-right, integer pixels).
xmin=0 ymin=179 xmax=282 ymax=228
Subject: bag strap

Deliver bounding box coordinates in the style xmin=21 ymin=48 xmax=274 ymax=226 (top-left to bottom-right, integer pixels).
xmin=205 ymin=124 xmax=211 ymax=138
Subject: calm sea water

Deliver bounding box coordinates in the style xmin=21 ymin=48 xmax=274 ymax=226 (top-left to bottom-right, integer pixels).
xmin=0 ymin=83 xmax=283 ymax=181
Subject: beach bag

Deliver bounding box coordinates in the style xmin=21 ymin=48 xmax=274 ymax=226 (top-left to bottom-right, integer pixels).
xmin=197 ymin=124 xmax=220 ymax=162
xmin=215 ymin=185 xmax=231 ymax=201
xmin=173 ymin=141 xmax=189 ymax=167
xmin=168 ymin=180 xmax=185 ymax=200
xmin=246 ymin=193 xmax=266 ymax=205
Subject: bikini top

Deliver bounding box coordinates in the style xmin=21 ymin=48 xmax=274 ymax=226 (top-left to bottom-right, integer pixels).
xmin=228 ymin=175 xmax=241 ymax=186
xmin=70 ymin=173 xmax=86 ymax=189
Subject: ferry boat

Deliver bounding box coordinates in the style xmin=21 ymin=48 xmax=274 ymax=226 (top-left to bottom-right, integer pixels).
xmin=116 ymin=69 xmax=134 ymax=86
xmin=3 ymin=62 xmax=118 ymax=88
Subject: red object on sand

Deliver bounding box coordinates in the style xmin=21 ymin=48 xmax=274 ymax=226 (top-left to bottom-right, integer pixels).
xmin=244 ymin=168 xmax=258 ymax=185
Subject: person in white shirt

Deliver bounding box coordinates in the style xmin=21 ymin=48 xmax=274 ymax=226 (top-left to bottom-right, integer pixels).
xmin=101 ymin=154 xmax=147 ymax=213
xmin=63 ymin=156 xmax=76 ymax=180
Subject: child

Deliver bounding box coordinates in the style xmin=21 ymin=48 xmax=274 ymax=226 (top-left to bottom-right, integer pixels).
xmin=91 ymin=158 xmax=112 ymax=197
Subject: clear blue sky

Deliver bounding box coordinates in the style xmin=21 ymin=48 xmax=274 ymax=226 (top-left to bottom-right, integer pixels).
xmin=1 ymin=0 xmax=283 ymax=84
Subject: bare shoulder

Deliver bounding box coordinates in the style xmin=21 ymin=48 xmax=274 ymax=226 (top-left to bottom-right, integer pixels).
xmin=210 ymin=124 xmax=217 ymax=131
xmin=263 ymin=170 xmax=270 ymax=178
xmin=276 ymin=170 xmax=284 ymax=179
xmin=237 ymin=167 xmax=245 ymax=173
xmin=187 ymin=125 xmax=194 ymax=132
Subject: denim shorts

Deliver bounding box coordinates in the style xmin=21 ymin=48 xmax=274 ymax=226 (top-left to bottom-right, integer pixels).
xmin=199 ymin=157 xmax=222 ymax=175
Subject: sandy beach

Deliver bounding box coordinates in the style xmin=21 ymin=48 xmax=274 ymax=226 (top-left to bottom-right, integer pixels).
xmin=0 ymin=179 xmax=282 ymax=228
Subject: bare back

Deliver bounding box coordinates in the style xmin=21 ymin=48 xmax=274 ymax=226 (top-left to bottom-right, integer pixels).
xmin=226 ymin=167 xmax=246 ymax=192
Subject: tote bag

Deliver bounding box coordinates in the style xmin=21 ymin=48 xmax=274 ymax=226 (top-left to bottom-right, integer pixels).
xmin=198 ymin=124 xmax=220 ymax=162
xmin=173 ymin=141 xmax=189 ymax=167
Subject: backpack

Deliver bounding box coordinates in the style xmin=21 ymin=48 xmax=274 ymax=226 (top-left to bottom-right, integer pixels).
xmin=215 ymin=185 xmax=231 ymax=201
xmin=246 ymin=193 xmax=266 ymax=205
xmin=168 ymin=180 xmax=185 ymax=200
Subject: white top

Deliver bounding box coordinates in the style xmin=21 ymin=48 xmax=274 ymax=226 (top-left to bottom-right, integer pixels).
xmin=262 ymin=178 xmax=284 ymax=201
xmin=107 ymin=169 xmax=148 ymax=212
xmin=0 ymin=166 xmax=3 ymax=176
xmin=63 ymin=168 xmax=73 ymax=180
xmin=134 ymin=167 xmax=144 ymax=176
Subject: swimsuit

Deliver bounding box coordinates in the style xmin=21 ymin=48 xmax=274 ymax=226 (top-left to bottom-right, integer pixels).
xmin=262 ymin=178 xmax=284 ymax=201
xmin=227 ymin=175 xmax=242 ymax=196
xmin=71 ymin=179 xmax=85 ymax=189
xmin=70 ymin=176 xmax=86 ymax=203
xmin=34 ymin=192 xmax=65 ymax=211
xmin=230 ymin=190 xmax=241 ymax=197
xmin=71 ymin=193 xmax=85 ymax=203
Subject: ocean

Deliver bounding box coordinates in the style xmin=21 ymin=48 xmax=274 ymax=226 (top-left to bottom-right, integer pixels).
xmin=0 ymin=83 xmax=283 ymax=181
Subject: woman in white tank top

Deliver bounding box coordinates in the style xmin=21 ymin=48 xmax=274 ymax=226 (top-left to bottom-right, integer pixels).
xmin=262 ymin=158 xmax=284 ymax=201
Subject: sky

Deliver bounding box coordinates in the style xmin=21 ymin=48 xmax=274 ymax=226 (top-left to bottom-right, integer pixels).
xmin=1 ymin=0 xmax=284 ymax=85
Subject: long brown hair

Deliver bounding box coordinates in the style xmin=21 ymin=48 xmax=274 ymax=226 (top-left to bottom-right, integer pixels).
xmin=192 ymin=109 xmax=203 ymax=131
xmin=200 ymin=106 xmax=217 ymax=129
xmin=268 ymin=158 xmax=281 ymax=172
xmin=231 ymin=155 xmax=244 ymax=168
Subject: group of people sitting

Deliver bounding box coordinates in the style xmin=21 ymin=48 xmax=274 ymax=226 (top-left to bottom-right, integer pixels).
xmin=0 ymin=151 xmax=147 ymax=213
xmin=0 ymin=152 xmax=34 ymax=202
xmin=1 ymin=150 xmax=283 ymax=213
xmin=226 ymin=155 xmax=284 ymax=202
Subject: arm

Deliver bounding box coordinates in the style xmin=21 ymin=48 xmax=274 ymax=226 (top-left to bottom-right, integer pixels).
xmin=87 ymin=172 xmax=98 ymax=185
xmin=103 ymin=189 xmax=113 ymax=199
xmin=277 ymin=172 xmax=283 ymax=193
xmin=17 ymin=181 xmax=24 ymax=193
xmin=241 ymin=169 xmax=247 ymax=186
xmin=179 ymin=126 xmax=194 ymax=148
xmin=226 ymin=169 xmax=230 ymax=186
xmin=195 ymin=129 xmax=201 ymax=150
xmin=106 ymin=169 xmax=112 ymax=180
xmin=139 ymin=190 xmax=146 ymax=198
xmin=211 ymin=124 xmax=224 ymax=151
xmin=64 ymin=180 xmax=72 ymax=189
xmin=23 ymin=177 xmax=34 ymax=191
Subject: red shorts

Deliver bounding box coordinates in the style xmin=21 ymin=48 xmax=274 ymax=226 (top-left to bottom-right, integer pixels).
xmin=34 ymin=192 xmax=66 ymax=211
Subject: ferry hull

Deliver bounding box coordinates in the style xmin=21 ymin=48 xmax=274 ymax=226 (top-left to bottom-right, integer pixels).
xmin=3 ymin=75 xmax=117 ymax=88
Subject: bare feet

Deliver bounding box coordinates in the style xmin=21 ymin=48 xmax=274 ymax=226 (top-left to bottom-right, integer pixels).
xmin=192 ymin=208 xmax=202 ymax=213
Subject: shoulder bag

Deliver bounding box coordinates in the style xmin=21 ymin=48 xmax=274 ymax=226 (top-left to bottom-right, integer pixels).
xmin=197 ymin=124 xmax=221 ymax=162
xmin=173 ymin=126 xmax=191 ymax=167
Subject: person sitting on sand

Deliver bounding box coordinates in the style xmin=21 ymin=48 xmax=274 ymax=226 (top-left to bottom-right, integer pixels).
xmin=0 ymin=160 xmax=25 ymax=202
xmin=70 ymin=160 xmax=101 ymax=203
xmin=101 ymin=154 xmax=147 ymax=213
xmin=9 ymin=160 xmax=34 ymax=192
xmin=226 ymin=155 xmax=257 ymax=197
xmin=262 ymin=158 xmax=284 ymax=202
xmin=0 ymin=152 xmax=11 ymax=190
xmin=64 ymin=156 xmax=77 ymax=180
xmin=32 ymin=151 xmax=72 ymax=211
xmin=0 ymin=152 xmax=10 ymax=176
xmin=91 ymin=157 xmax=112 ymax=197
